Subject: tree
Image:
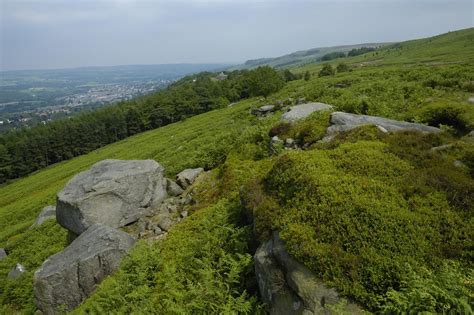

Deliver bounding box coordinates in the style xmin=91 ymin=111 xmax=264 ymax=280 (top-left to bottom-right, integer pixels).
xmin=336 ymin=63 xmax=349 ymax=73
xmin=319 ymin=64 xmax=335 ymax=77
xmin=246 ymin=66 xmax=285 ymax=98
xmin=283 ymin=69 xmax=297 ymax=82
xmin=304 ymin=71 xmax=311 ymax=81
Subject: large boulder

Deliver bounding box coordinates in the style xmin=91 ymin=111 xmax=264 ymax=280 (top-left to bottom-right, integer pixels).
xmin=34 ymin=224 xmax=135 ymax=314
xmin=57 ymin=159 xmax=167 ymax=235
xmin=281 ymin=103 xmax=333 ymax=122
xmin=31 ymin=205 xmax=56 ymax=228
xmin=327 ymin=112 xmax=441 ymax=136
xmin=176 ymin=168 xmax=204 ymax=189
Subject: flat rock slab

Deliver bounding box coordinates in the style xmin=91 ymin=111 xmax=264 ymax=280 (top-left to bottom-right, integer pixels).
xmin=57 ymin=159 xmax=167 ymax=235
xmin=31 ymin=205 xmax=56 ymax=228
xmin=281 ymin=103 xmax=333 ymax=122
xmin=34 ymin=224 xmax=136 ymax=314
xmin=328 ymin=112 xmax=441 ymax=135
xmin=176 ymin=168 xmax=204 ymax=189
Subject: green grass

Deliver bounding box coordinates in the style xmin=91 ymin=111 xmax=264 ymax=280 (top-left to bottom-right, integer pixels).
xmin=1 ymin=28 xmax=473 ymax=314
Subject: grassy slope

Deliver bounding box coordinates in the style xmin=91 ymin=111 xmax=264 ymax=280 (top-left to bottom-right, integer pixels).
xmin=1 ymin=28 xmax=473 ymax=313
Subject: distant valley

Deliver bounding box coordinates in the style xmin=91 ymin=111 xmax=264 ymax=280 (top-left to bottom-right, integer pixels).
xmin=0 ymin=64 xmax=228 ymax=131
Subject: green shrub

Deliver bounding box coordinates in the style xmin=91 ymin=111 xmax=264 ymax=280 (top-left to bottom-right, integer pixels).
xmin=319 ymin=64 xmax=336 ymax=77
xmin=251 ymin=134 xmax=473 ymax=312
xmin=416 ymin=103 xmax=474 ymax=135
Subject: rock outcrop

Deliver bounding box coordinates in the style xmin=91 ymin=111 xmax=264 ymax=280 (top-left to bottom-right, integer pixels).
xmin=0 ymin=248 xmax=6 ymax=260
xmin=8 ymin=263 xmax=26 ymax=279
xmin=281 ymin=103 xmax=333 ymax=122
xmin=31 ymin=205 xmax=56 ymax=228
xmin=176 ymin=168 xmax=204 ymax=189
xmin=325 ymin=112 xmax=441 ymax=139
xmin=34 ymin=224 xmax=135 ymax=314
xmin=255 ymin=232 xmax=363 ymax=314
xmin=57 ymin=159 xmax=167 ymax=235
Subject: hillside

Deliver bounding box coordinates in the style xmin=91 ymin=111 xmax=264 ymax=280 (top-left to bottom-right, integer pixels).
xmin=1 ymin=28 xmax=473 ymax=314
xmin=231 ymin=43 xmax=386 ymax=70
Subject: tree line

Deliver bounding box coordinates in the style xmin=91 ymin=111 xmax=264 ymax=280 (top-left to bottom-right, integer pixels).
xmin=0 ymin=67 xmax=285 ymax=183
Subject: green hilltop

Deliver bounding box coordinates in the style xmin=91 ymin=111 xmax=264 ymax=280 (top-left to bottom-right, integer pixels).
xmin=1 ymin=28 xmax=473 ymax=314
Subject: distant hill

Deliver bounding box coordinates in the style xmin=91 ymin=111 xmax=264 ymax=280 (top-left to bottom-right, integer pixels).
xmin=230 ymin=43 xmax=388 ymax=70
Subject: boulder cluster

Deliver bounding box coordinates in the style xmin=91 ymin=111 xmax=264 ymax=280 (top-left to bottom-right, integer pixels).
xmin=25 ymin=159 xmax=203 ymax=314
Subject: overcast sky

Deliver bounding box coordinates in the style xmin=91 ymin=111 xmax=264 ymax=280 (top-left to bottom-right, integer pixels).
xmin=1 ymin=0 xmax=473 ymax=71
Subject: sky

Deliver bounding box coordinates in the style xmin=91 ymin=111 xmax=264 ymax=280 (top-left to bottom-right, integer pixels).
xmin=0 ymin=0 xmax=473 ymax=71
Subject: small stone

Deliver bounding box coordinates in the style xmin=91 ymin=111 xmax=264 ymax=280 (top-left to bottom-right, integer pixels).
xmin=8 ymin=263 xmax=26 ymax=279
xmin=181 ymin=211 xmax=188 ymax=218
xmin=468 ymin=96 xmax=474 ymax=104
xmin=376 ymin=125 xmax=389 ymax=133
xmin=176 ymin=168 xmax=204 ymax=189
xmin=153 ymin=226 xmax=163 ymax=235
xmin=31 ymin=205 xmax=56 ymax=228
xmin=166 ymin=179 xmax=184 ymax=197
xmin=454 ymin=160 xmax=466 ymax=168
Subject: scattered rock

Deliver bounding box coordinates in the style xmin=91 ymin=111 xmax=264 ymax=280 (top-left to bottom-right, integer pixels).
xmin=431 ymin=143 xmax=454 ymax=152
xmin=8 ymin=263 xmax=26 ymax=279
xmin=252 ymin=105 xmax=276 ymax=116
xmin=34 ymin=224 xmax=135 ymax=314
xmin=57 ymin=159 xmax=167 ymax=235
xmin=468 ymin=97 xmax=474 ymax=104
xmin=454 ymin=160 xmax=466 ymax=168
xmin=270 ymin=136 xmax=284 ymax=155
xmin=281 ymin=103 xmax=333 ymax=122
xmin=0 ymin=248 xmax=7 ymax=260
xmin=153 ymin=226 xmax=163 ymax=235
xmin=254 ymin=232 xmax=364 ymax=314
xmin=327 ymin=112 xmax=441 ymax=136
xmin=166 ymin=178 xmax=184 ymax=197
xmin=284 ymin=138 xmax=297 ymax=149
xmin=157 ymin=214 xmax=174 ymax=232
xmin=181 ymin=210 xmax=188 ymax=218
xmin=31 ymin=205 xmax=56 ymax=228
xmin=176 ymin=168 xmax=204 ymax=189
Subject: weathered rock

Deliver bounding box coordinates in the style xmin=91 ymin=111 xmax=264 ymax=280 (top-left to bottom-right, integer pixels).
xmin=180 ymin=210 xmax=188 ymax=218
xmin=254 ymin=231 xmax=364 ymax=314
xmin=166 ymin=178 xmax=184 ymax=196
xmin=0 ymin=248 xmax=7 ymax=260
xmin=252 ymin=105 xmax=276 ymax=116
xmin=31 ymin=205 xmax=56 ymax=228
xmin=57 ymin=159 xmax=167 ymax=235
xmin=297 ymin=97 xmax=306 ymax=105
xmin=8 ymin=263 xmax=26 ymax=279
xmin=327 ymin=112 xmax=441 ymax=136
xmin=34 ymin=224 xmax=135 ymax=314
xmin=285 ymin=138 xmax=297 ymax=149
xmin=281 ymin=103 xmax=333 ymax=122
xmin=176 ymin=168 xmax=204 ymax=189
xmin=255 ymin=239 xmax=304 ymax=315
xmin=157 ymin=213 xmax=174 ymax=231
xmin=468 ymin=96 xmax=474 ymax=104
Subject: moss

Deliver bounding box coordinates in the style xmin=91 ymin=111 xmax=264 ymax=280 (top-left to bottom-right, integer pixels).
xmin=248 ymin=133 xmax=473 ymax=312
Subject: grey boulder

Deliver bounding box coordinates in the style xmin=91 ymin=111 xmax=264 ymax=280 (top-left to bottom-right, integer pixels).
xmin=327 ymin=112 xmax=441 ymax=136
xmin=57 ymin=159 xmax=167 ymax=235
xmin=31 ymin=205 xmax=56 ymax=228
xmin=34 ymin=224 xmax=135 ymax=314
xmin=176 ymin=168 xmax=204 ymax=189
xmin=281 ymin=103 xmax=333 ymax=122
xmin=8 ymin=263 xmax=26 ymax=279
